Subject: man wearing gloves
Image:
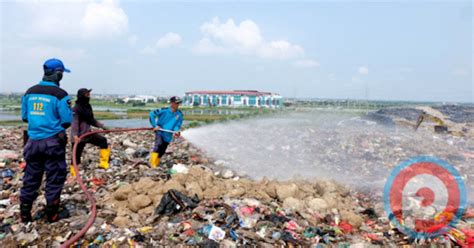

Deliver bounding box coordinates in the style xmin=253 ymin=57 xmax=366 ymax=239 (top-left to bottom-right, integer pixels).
xmin=148 ymin=96 xmax=184 ymax=168
xmin=20 ymin=58 xmax=72 ymax=223
xmin=70 ymin=88 xmax=110 ymax=175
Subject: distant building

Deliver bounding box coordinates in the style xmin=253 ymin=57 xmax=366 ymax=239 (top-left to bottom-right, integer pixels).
xmin=122 ymin=95 xmax=157 ymax=103
xmin=184 ymin=90 xmax=282 ymax=108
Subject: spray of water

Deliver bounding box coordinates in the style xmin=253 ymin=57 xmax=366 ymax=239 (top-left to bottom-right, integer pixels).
xmin=183 ymin=110 xmax=473 ymax=199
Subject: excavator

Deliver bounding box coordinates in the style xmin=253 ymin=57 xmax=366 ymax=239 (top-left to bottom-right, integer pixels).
xmin=414 ymin=111 xmax=448 ymax=133
xmin=414 ymin=110 xmax=465 ymax=136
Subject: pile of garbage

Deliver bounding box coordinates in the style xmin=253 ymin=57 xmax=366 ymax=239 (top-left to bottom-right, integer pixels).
xmin=432 ymin=104 xmax=474 ymax=123
xmin=366 ymin=105 xmax=474 ymax=137
xmin=0 ymin=126 xmax=473 ymax=246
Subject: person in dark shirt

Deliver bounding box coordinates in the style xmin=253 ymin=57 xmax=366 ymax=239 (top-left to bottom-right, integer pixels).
xmin=70 ymin=88 xmax=109 ymax=176
xmin=20 ymin=58 xmax=72 ymax=223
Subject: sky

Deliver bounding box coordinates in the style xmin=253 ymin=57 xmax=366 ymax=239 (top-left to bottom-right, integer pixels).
xmin=0 ymin=0 xmax=472 ymax=102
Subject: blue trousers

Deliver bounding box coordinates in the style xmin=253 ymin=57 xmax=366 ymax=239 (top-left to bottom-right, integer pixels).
xmin=20 ymin=133 xmax=68 ymax=205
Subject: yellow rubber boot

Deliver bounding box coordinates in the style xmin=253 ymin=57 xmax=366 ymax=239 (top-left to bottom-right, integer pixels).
xmin=150 ymin=152 xmax=160 ymax=168
xmin=99 ymin=148 xmax=110 ymax=169
xmin=70 ymin=165 xmax=76 ymax=177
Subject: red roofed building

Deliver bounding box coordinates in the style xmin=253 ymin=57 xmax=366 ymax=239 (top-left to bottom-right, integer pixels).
xmin=184 ymin=90 xmax=282 ymax=108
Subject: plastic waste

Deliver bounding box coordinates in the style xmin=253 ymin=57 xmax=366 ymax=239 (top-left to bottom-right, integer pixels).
xmin=0 ymin=125 xmax=472 ymax=247
xmin=281 ymin=230 xmax=298 ymax=244
xmin=229 ymin=229 xmax=238 ymax=241
xmin=93 ymin=235 xmax=104 ymax=244
xmin=272 ymin=231 xmax=281 ymax=240
xmin=208 ymin=225 xmax=225 ymax=241
xmin=285 ymin=220 xmax=301 ymax=231
xmin=169 ymin=163 xmax=189 ymax=174
xmin=138 ymin=226 xmax=153 ymax=234
xmin=154 ymin=189 xmax=199 ymax=216
xmin=0 ymin=169 xmax=13 ymax=178
xmin=239 ymin=214 xmax=259 ymax=228
xmin=256 ymin=225 xmax=267 ymax=238
xmin=304 ymin=227 xmax=322 ymax=238
xmin=338 ymin=221 xmax=353 ymax=233
xmin=198 ymin=224 xmax=212 ymax=236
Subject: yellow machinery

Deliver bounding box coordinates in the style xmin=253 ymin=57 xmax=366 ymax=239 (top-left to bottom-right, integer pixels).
xmin=414 ymin=110 xmax=467 ymax=136
xmin=414 ymin=111 xmax=448 ymax=133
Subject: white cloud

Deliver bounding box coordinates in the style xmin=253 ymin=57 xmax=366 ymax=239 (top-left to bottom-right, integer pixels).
xmin=128 ymin=34 xmax=139 ymax=46
xmin=358 ymin=66 xmax=369 ymax=75
xmin=156 ymin=33 xmax=182 ymax=48
xmin=194 ymin=17 xmax=305 ymax=59
xmin=80 ymin=0 xmax=128 ymax=38
xmin=292 ymin=59 xmax=320 ymax=68
xmin=23 ymin=0 xmax=128 ymax=39
xmin=24 ymin=3 xmax=84 ymax=38
xmin=140 ymin=32 xmax=183 ymax=55
xmin=452 ymin=68 xmax=468 ymax=76
xmin=258 ymin=40 xmax=304 ymax=59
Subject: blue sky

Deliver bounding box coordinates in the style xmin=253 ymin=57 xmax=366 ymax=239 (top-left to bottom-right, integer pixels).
xmin=1 ymin=0 xmax=472 ymax=102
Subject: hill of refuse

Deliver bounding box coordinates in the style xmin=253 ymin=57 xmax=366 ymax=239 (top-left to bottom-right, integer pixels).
xmin=0 ymin=127 xmax=472 ymax=247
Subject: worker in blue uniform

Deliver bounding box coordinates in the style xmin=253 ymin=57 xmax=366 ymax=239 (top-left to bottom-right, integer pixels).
xmin=148 ymin=96 xmax=184 ymax=168
xmin=20 ymin=58 xmax=72 ymax=223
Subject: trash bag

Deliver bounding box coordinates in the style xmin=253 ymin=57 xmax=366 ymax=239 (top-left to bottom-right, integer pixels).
xmin=133 ymin=148 xmax=149 ymax=158
xmin=281 ymin=231 xmax=298 ymax=244
xmin=154 ymin=189 xmax=199 ymax=216
xmin=361 ymin=207 xmax=377 ymax=219
xmin=198 ymin=239 xmax=219 ymax=248
xmin=264 ymin=213 xmax=289 ymax=225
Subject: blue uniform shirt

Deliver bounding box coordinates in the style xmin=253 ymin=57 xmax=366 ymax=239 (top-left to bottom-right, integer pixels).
xmin=21 ymin=81 xmax=72 ymax=140
xmin=149 ymin=107 xmax=184 ymax=143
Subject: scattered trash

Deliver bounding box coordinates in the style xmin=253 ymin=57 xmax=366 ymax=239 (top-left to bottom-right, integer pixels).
xmin=200 ymin=224 xmax=225 ymax=241
xmin=154 ymin=189 xmax=199 ymax=216
xmin=169 ymin=163 xmax=189 ymax=174
xmin=0 ymin=169 xmax=14 ymax=178
xmin=90 ymin=177 xmax=106 ymax=186
xmin=338 ymin=221 xmax=353 ymax=233
xmin=0 ymin=124 xmax=471 ymax=247
xmin=0 ymin=150 xmax=19 ymax=160
xmin=221 ymin=169 xmax=234 ymax=179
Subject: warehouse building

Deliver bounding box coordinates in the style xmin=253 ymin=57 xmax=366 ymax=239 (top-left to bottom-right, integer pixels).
xmin=184 ymin=90 xmax=282 ymax=108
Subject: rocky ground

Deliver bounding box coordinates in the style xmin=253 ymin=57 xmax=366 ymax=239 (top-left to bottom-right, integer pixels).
xmin=0 ymin=126 xmax=473 ymax=247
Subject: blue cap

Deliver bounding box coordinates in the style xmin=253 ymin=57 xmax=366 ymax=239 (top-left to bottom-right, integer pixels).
xmin=43 ymin=58 xmax=71 ymax=73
